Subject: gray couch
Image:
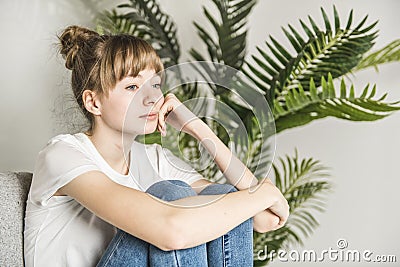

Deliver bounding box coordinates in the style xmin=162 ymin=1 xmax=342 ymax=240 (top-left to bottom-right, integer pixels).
xmin=0 ymin=172 xmax=33 ymax=267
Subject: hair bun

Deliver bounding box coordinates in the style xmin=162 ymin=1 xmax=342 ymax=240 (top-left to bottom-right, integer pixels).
xmin=58 ymin=25 xmax=99 ymax=70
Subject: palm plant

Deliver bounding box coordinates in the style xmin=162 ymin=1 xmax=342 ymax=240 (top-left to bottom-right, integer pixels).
xmin=96 ymin=0 xmax=400 ymax=265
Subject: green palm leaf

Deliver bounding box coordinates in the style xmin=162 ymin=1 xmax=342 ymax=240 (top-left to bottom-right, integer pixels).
xmin=190 ymin=0 xmax=257 ymax=70
xmin=95 ymin=4 xmax=400 ymax=265
xmin=243 ymin=6 xmax=378 ymax=104
xmin=253 ymin=150 xmax=331 ymax=265
xmin=98 ymin=0 xmax=180 ymax=67
xmin=274 ymin=73 xmax=400 ymax=133
xmin=96 ymin=9 xmax=139 ymax=36
xmin=353 ymin=39 xmax=400 ymax=72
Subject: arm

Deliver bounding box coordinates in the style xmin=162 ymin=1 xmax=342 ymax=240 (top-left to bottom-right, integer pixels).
xmin=190 ymin=178 xmax=280 ymax=233
xmin=158 ymin=94 xmax=288 ymax=233
xmin=59 ymin=170 xmax=281 ymax=251
xmin=190 ymin=121 xmax=283 ymax=233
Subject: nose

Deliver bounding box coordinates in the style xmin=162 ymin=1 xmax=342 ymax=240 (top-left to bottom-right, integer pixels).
xmin=143 ymin=84 xmax=164 ymax=106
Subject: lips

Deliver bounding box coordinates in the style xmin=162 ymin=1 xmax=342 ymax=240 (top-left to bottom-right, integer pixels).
xmin=139 ymin=112 xmax=159 ymax=119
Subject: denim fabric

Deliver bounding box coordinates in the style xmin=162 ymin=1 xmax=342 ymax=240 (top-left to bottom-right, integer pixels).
xmin=97 ymin=180 xmax=253 ymax=267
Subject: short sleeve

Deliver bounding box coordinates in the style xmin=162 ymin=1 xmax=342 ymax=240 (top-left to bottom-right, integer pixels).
xmin=156 ymin=145 xmax=204 ymax=185
xmin=30 ymin=138 xmax=100 ymax=206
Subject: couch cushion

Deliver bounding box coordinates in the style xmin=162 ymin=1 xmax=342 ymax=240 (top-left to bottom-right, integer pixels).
xmin=0 ymin=172 xmax=33 ymax=267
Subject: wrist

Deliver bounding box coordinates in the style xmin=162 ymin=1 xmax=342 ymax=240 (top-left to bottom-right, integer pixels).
xmin=258 ymin=182 xmax=279 ymax=207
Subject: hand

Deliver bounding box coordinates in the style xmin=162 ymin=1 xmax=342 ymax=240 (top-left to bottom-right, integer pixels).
xmin=157 ymin=93 xmax=200 ymax=136
xmin=258 ymin=178 xmax=290 ymax=229
xmin=252 ymin=209 xmax=280 ymax=233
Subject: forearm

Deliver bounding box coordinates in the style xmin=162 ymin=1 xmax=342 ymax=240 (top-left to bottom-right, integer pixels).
xmin=187 ymin=120 xmax=281 ymax=233
xmin=167 ymin=183 xmax=275 ymax=249
xmin=189 ymin=119 xmax=258 ymax=190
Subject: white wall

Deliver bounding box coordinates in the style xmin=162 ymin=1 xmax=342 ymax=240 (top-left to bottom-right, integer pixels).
xmin=1 ymin=0 xmax=399 ymax=265
xmin=0 ymin=0 xmax=116 ymax=171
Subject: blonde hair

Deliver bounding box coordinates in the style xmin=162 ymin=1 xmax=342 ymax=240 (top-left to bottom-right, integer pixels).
xmin=58 ymin=25 xmax=164 ymax=131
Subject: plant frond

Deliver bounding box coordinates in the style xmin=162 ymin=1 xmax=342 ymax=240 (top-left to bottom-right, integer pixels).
xmin=274 ymin=73 xmax=400 ymax=133
xmin=253 ymin=150 xmax=332 ymax=265
xmin=190 ymin=0 xmax=257 ymax=70
xmin=105 ymin=0 xmax=181 ymax=67
xmin=353 ymin=39 xmax=400 ymax=72
xmin=243 ymin=5 xmax=378 ymax=104
xmin=96 ymin=9 xmax=144 ymax=37
xmin=253 ymin=226 xmax=289 ymax=265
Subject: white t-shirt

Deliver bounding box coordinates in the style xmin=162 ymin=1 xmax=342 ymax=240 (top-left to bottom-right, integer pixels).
xmin=24 ymin=133 xmax=203 ymax=267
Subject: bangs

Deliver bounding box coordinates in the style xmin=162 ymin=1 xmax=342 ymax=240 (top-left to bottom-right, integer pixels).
xmin=99 ymin=35 xmax=164 ymax=94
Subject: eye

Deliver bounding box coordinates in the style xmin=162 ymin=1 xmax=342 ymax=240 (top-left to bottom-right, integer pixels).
xmin=126 ymin=84 xmax=139 ymax=90
xmin=152 ymin=83 xmax=161 ymax=89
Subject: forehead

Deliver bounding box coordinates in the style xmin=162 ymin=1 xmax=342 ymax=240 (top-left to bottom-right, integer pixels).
xmin=132 ymin=69 xmax=156 ymax=78
xmin=127 ymin=68 xmax=159 ymax=79
xmin=118 ymin=69 xmax=162 ymax=86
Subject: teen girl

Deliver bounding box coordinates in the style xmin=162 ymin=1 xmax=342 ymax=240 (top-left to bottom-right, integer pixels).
xmin=24 ymin=25 xmax=289 ymax=267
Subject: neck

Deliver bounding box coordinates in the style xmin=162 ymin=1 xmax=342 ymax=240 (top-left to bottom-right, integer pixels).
xmin=86 ymin=125 xmax=137 ymax=175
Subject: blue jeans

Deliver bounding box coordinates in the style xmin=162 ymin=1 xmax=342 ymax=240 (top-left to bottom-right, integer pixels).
xmin=97 ymin=180 xmax=253 ymax=267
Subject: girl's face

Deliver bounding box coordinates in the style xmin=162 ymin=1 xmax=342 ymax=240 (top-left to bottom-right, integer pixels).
xmin=98 ymin=68 xmax=164 ymax=136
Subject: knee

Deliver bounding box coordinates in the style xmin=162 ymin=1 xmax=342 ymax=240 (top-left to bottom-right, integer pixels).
xmin=145 ymin=180 xmax=196 ymax=202
xmin=199 ymin=183 xmax=238 ymax=195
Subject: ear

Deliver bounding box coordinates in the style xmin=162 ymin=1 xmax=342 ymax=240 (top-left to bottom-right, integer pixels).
xmin=82 ymin=90 xmax=102 ymax=116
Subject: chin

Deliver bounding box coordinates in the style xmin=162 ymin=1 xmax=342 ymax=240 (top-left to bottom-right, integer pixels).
xmin=143 ymin=123 xmax=158 ymax=135
xmin=123 ymin=119 xmax=158 ymax=134
xmin=145 ymin=127 xmax=158 ymax=135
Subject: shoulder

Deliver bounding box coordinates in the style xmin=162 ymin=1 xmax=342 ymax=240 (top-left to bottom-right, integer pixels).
xmin=31 ymin=133 xmax=101 ymax=206
xmin=42 ymin=133 xmax=81 ymax=148
xmin=36 ymin=133 xmax=93 ymax=171
xmin=38 ymin=133 xmax=84 ymax=157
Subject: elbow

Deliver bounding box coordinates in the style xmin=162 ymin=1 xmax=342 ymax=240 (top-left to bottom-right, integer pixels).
xmin=160 ymin=232 xmax=186 ymax=252
xmin=161 ymin=235 xmax=186 ymax=252
xmin=158 ymin=213 xmax=187 ymax=251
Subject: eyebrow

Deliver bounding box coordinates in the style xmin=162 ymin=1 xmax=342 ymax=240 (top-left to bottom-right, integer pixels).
xmin=125 ymin=73 xmax=160 ymax=80
xmin=126 ymin=74 xmax=142 ymax=78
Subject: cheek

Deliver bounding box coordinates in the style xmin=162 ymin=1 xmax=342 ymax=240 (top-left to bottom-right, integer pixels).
xmin=123 ymin=95 xmax=155 ymax=133
xmin=125 ymin=95 xmax=144 ymax=120
xmin=101 ymin=97 xmax=132 ymax=129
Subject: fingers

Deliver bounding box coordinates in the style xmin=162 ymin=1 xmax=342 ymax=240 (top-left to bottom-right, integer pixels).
xmin=157 ymin=123 xmax=166 ymax=136
xmin=157 ymin=108 xmax=167 ymax=137
xmin=268 ymin=211 xmax=288 ymax=231
xmin=156 ymin=93 xmax=199 ymax=136
xmin=264 ymin=184 xmax=289 ymax=230
xmin=277 ymin=201 xmax=290 ymax=228
xmin=158 ymin=94 xmax=176 ymax=136
xmin=266 ymin=209 xmax=281 ymax=229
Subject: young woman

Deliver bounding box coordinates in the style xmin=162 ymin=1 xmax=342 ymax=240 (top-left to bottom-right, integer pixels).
xmin=24 ymin=25 xmax=289 ymax=267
